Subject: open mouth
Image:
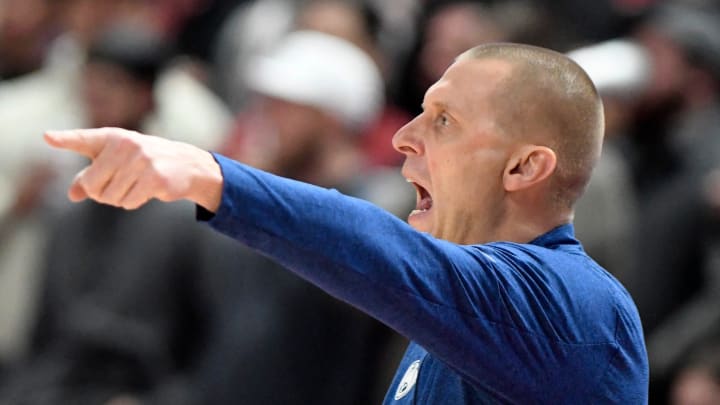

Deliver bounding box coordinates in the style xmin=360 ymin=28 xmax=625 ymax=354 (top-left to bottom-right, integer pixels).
xmin=410 ymin=181 xmax=433 ymax=216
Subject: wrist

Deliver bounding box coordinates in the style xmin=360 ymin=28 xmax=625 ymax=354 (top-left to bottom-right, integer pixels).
xmin=191 ymin=150 xmax=223 ymax=213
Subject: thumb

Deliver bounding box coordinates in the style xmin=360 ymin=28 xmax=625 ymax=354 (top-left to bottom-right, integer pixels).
xmin=44 ymin=128 xmax=111 ymax=159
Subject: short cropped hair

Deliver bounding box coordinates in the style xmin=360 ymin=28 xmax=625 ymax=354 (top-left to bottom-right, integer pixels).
xmin=459 ymin=43 xmax=605 ymax=208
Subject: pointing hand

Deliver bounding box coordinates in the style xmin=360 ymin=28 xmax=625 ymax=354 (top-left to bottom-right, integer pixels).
xmin=44 ymin=127 xmax=223 ymax=211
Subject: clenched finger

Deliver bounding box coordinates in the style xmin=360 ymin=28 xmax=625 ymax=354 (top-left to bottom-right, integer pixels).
xmin=119 ymin=174 xmax=155 ymax=210
xmin=79 ymin=136 xmax=134 ymax=200
xmin=99 ymin=153 xmax=147 ymax=205
xmin=68 ymin=168 xmax=89 ymax=202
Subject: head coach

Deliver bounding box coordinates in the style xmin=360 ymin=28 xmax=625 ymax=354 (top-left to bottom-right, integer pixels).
xmin=45 ymin=42 xmax=649 ymax=403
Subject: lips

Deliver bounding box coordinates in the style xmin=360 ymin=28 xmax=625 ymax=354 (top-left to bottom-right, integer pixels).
xmin=409 ymin=181 xmax=433 ymax=215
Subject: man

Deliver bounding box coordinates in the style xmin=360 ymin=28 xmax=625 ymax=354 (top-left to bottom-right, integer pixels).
xmin=45 ymin=43 xmax=649 ymax=403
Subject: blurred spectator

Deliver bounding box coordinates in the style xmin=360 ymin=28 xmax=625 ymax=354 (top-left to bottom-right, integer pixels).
xmin=0 ymin=27 xmax=408 ymax=405
xmin=364 ymin=0 xmax=422 ymax=75
xmin=222 ymin=28 xmax=413 ymax=213
xmin=0 ymin=0 xmax=55 ymax=80
xmin=0 ymin=0 xmax=85 ymax=371
xmin=81 ymin=27 xmax=173 ymax=130
xmin=215 ymin=0 xmax=412 ymax=168
xmin=530 ymin=0 xmax=653 ymax=42
xmin=295 ymin=0 xmax=381 ymax=63
xmin=211 ymin=0 xmax=298 ymax=110
xmin=0 ymin=199 xmax=208 ymax=405
xmin=199 ymin=29 xmax=413 ymax=404
xmin=605 ymin=1 xmax=720 ymax=401
xmin=294 ymin=0 xmax=411 ymax=167
xmin=223 ymin=30 xmax=383 ymax=179
xmin=78 ymin=21 xmax=231 ymax=149
xmin=0 ymin=0 xmax=231 ymax=371
xmin=391 ymin=1 xmax=509 ymax=118
xmin=624 ymin=0 xmax=720 ymax=193
xmin=213 ymin=0 xmax=389 ymax=109
xmin=389 ymin=0 xmax=587 ymax=119
xmin=569 ymin=39 xmax=650 ymax=284
xmin=624 ymin=0 xmax=720 ymax=331
xmin=0 ymin=26 xmax=200 ymax=405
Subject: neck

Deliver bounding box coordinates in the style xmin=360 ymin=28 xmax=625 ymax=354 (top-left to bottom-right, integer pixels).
xmin=491 ymin=198 xmax=572 ymax=244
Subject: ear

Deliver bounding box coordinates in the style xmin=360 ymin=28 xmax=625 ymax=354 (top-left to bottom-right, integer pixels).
xmin=503 ymin=145 xmax=557 ymax=192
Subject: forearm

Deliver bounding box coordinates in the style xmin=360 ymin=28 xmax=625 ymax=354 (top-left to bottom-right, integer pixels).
xmin=201 ymin=155 xmax=480 ymax=333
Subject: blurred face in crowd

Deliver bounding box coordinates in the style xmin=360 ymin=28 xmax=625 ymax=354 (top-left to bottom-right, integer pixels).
xmin=57 ymin=0 xmax=117 ymax=45
xmin=419 ymin=3 xmax=506 ymax=87
xmin=634 ymin=27 xmax=691 ymax=107
xmin=295 ymin=0 xmax=383 ymax=76
xmin=393 ymin=57 xmax=516 ymax=244
xmin=296 ymin=0 xmax=372 ymax=53
xmin=81 ymin=61 xmax=153 ymax=129
xmin=0 ymin=0 xmax=48 ymax=43
xmin=57 ymin=0 xmax=200 ymax=45
xmin=240 ymin=96 xmax=328 ymax=177
xmin=0 ymin=0 xmax=51 ymax=76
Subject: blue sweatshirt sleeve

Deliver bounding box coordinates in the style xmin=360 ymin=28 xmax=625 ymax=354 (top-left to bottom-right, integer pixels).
xmin=201 ymin=154 xmax=643 ymax=400
xmin=202 ymin=156 xmax=494 ymax=337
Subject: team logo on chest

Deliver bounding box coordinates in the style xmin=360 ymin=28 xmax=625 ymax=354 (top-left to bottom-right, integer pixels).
xmin=394 ymin=360 xmax=421 ymax=400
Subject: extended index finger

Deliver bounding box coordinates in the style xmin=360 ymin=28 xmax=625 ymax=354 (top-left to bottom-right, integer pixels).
xmin=44 ymin=128 xmax=115 ymax=159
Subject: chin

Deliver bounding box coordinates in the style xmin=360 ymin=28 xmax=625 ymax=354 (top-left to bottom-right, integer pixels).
xmin=407 ymin=211 xmax=433 ymax=234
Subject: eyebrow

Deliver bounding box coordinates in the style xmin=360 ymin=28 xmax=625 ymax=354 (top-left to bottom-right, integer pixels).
xmin=421 ymin=100 xmax=453 ymax=113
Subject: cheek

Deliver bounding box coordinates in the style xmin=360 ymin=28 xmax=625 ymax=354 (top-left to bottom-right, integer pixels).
xmin=443 ymin=150 xmax=505 ymax=198
xmin=428 ymin=156 xmax=477 ymax=207
xmin=426 ymin=133 xmax=509 ymax=204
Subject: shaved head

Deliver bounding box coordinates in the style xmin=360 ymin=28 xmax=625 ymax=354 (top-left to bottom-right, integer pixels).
xmin=459 ymin=43 xmax=605 ymax=208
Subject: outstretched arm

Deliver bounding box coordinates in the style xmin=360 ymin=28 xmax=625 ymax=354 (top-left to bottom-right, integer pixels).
xmin=44 ymin=127 xmax=632 ymax=402
xmin=44 ymin=128 xmax=223 ymax=212
xmin=44 ymin=127 xmax=491 ymax=385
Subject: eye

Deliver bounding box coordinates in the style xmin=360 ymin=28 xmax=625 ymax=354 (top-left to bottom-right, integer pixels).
xmin=436 ymin=113 xmax=451 ymax=128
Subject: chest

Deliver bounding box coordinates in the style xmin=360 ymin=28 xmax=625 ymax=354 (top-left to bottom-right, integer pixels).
xmin=383 ymin=343 xmax=497 ymax=405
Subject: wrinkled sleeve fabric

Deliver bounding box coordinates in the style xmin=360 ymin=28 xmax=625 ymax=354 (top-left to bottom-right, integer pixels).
xmin=199 ymin=154 xmax=647 ymax=402
xmin=200 ymin=156 xmax=493 ymax=343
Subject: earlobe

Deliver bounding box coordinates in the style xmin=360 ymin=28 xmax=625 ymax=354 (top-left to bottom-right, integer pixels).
xmin=503 ymin=146 xmax=557 ymax=192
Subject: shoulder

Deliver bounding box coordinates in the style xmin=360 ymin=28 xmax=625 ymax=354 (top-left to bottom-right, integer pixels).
xmin=475 ymin=241 xmax=642 ymax=345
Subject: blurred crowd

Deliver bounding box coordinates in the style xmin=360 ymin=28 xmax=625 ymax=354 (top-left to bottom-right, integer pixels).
xmin=0 ymin=0 xmax=718 ymax=404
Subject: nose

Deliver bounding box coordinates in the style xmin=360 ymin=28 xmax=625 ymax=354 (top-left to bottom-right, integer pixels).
xmin=392 ymin=115 xmax=423 ymax=156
